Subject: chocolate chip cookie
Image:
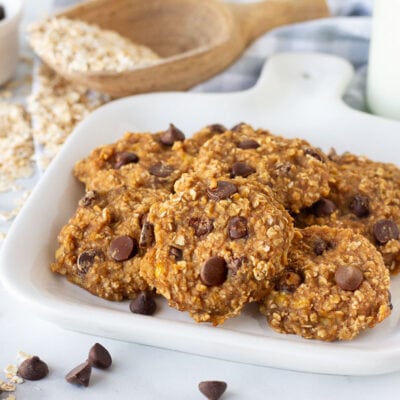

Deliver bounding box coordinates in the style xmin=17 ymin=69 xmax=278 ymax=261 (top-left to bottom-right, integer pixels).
xmin=140 ymin=173 xmax=294 ymax=325
xmin=296 ymin=151 xmax=400 ymax=273
xmin=192 ymin=124 xmax=330 ymax=212
xmin=52 ymin=187 xmax=169 ymax=300
xmin=182 ymin=123 xmax=228 ymax=155
xmin=261 ymin=226 xmax=391 ymax=341
xmin=73 ymin=125 xmax=193 ymax=192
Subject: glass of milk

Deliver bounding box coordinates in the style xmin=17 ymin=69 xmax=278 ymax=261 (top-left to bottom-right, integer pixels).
xmin=367 ymin=0 xmax=400 ymax=120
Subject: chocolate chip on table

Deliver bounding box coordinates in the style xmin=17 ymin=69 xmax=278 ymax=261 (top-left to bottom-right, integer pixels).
xmin=129 ymin=291 xmax=157 ymax=315
xmin=207 ymin=181 xmax=238 ymax=201
xmin=230 ymin=162 xmax=255 ymax=178
xmin=227 ymin=216 xmax=248 ymax=239
xmin=109 ymin=235 xmax=138 ymax=261
xmin=237 ymin=139 xmax=260 ymax=149
xmin=198 ymin=380 xmax=227 ymax=400
xmin=311 ymin=198 xmax=336 ymax=217
xmin=304 ymin=148 xmax=325 ymax=163
xmin=373 ymin=219 xmax=399 ymax=244
xmin=274 ymin=269 xmax=304 ymax=293
xmin=113 ymin=151 xmax=139 ymax=169
xmin=313 ymin=239 xmax=334 ymax=255
xmin=207 ymin=124 xmax=227 ymax=134
xmin=79 ymin=190 xmax=97 ymax=207
xmin=169 ymin=246 xmax=183 ymax=261
xmin=0 ymin=5 xmax=5 ymax=21
xmin=65 ymin=361 xmax=92 ymax=387
xmin=77 ymin=249 xmax=100 ymax=273
xmin=335 ymin=265 xmax=363 ymax=291
xmin=88 ymin=343 xmax=112 ymax=369
xmin=349 ymin=195 xmax=370 ymax=218
xmin=200 ymin=257 xmax=228 ymax=286
xmin=148 ymin=162 xmax=174 ymax=177
xmin=159 ymin=123 xmax=185 ymax=146
xmin=139 ymin=221 xmax=155 ymax=248
xmin=189 ymin=217 xmax=214 ymax=236
xmin=18 ymin=356 xmax=49 ymax=381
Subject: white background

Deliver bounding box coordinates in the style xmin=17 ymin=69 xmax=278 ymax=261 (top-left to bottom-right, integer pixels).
xmin=1 ymin=1 xmax=399 ymax=399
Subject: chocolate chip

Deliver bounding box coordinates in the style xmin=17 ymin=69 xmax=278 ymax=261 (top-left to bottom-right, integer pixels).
xmin=77 ymin=249 xmax=99 ymax=273
xmin=139 ymin=222 xmax=155 ymax=248
xmin=0 ymin=5 xmax=5 ymax=21
xmin=109 ymin=235 xmax=138 ymax=261
xmin=388 ymin=290 xmax=393 ymax=310
xmin=230 ymin=162 xmax=255 ymax=178
xmin=275 ymin=269 xmax=304 ymax=293
xmin=189 ymin=217 xmax=214 ymax=236
xmin=149 ymin=162 xmax=174 ymax=177
xmin=207 ymin=181 xmax=238 ymax=201
xmin=79 ymin=190 xmax=97 ymax=207
xmin=18 ymin=356 xmax=49 ymax=381
xmin=200 ymin=257 xmax=228 ymax=286
xmin=169 ymin=246 xmax=183 ymax=261
xmin=207 ymin=124 xmax=227 ymax=134
xmin=114 ymin=151 xmax=139 ymax=169
xmin=237 ymin=139 xmax=260 ymax=149
xmin=129 ymin=291 xmax=156 ymax=315
xmin=304 ymin=148 xmax=325 ymax=162
xmin=373 ymin=219 xmax=399 ymax=244
xmin=198 ymin=380 xmax=227 ymax=400
xmin=159 ymin=123 xmax=185 ymax=146
xmin=335 ymin=265 xmax=363 ymax=291
xmin=231 ymin=122 xmax=246 ymax=132
xmin=88 ymin=343 xmax=112 ymax=369
xmin=227 ymin=216 xmax=248 ymax=239
xmin=313 ymin=239 xmax=334 ymax=255
xmin=349 ymin=195 xmax=370 ymax=218
xmin=311 ymin=198 xmax=336 ymax=217
xmin=65 ymin=361 xmax=91 ymax=387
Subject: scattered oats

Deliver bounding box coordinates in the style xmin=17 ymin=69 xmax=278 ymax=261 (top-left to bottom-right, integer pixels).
xmin=0 ymin=191 xmax=31 ymax=221
xmin=0 ymin=232 xmax=6 ymax=242
xmin=0 ymin=103 xmax=34 ymax=191
xmin=0 ymin=381 xmax=16 ymax=392
xmin=4 ymin=365 xmax=17 ymax=376
xmin=28 ymin=64 xmax=109 ymax=169
xmin=5 ymin=395 xmax=17 ymax=400
xmin=28 ymin=17 xmax=161 ymax=74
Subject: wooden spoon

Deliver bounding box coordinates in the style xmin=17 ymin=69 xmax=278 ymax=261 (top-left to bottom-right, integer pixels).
xmin=50 ymin=0 xmax=329 ymax=97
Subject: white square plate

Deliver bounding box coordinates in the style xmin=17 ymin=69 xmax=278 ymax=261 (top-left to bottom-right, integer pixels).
xmin=2 ymin=53 xmax=400 ymax=376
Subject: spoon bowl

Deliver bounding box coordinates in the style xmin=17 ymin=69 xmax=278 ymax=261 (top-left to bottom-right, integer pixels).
xmin=50 ymin=0 xmax=329 ymax=96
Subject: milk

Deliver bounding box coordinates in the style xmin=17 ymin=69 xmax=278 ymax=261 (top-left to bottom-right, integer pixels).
xmin=367 ymin=0 xmax=400 ymax=120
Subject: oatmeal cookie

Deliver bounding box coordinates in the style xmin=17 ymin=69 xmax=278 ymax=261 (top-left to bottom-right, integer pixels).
xmin=73 ymin=124 xmax=193 ymax=192
xmin=52 ymin=187 xmax=169 ymax=300
xmin=296 ymin=152 xmax=400 ymax=273
xmin=192 ymin=123 xmax=330 ymax=212
xmin=261 ymin=226 xmax=391 ymax=341
xmin=182 ymin=123 xmax=228 ymax=155
xmin=140 ymin=173 xmax=294 ymax=325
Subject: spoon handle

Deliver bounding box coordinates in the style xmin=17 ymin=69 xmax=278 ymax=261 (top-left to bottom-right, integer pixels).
xmin=229 ymin=0 xmax=330 ymax=45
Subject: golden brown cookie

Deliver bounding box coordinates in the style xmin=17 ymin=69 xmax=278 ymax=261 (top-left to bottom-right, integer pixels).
xmin=296 ymin=151 xmax=400 ymax=273
xmin=73 ymin=125 xmax=193 ymax=192
xmin=192 ymin=123 xmax=330 ymax=212
xmin=261 ymin=226 xmax=391 ymax=341
xmin=52 ymin=187 xmax=169 ymax=300
xmin=140 ymin=173 xmax=294 ymax=325
xmin=182 ymin=123 xmax=228 ymax=155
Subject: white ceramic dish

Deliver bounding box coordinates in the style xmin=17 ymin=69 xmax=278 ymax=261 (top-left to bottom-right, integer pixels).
xmin=2 ymin=52 xmax=400 ymax=376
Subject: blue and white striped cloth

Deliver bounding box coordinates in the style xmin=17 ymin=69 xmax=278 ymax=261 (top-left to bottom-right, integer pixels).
xmin=54 ymin=0 xmax=373 ymax=110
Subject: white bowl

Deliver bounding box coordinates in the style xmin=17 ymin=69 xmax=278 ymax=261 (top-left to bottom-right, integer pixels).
xmin=0 ymin=0 xmax=23 ymax=86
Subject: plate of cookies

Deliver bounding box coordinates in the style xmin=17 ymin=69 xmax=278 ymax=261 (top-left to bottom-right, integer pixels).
xmin=2 ymin=52 xmax=400 ymax=375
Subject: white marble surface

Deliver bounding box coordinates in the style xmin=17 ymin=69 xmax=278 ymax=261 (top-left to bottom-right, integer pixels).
xmin=1 ymin=1 xmax=400 ymax=399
